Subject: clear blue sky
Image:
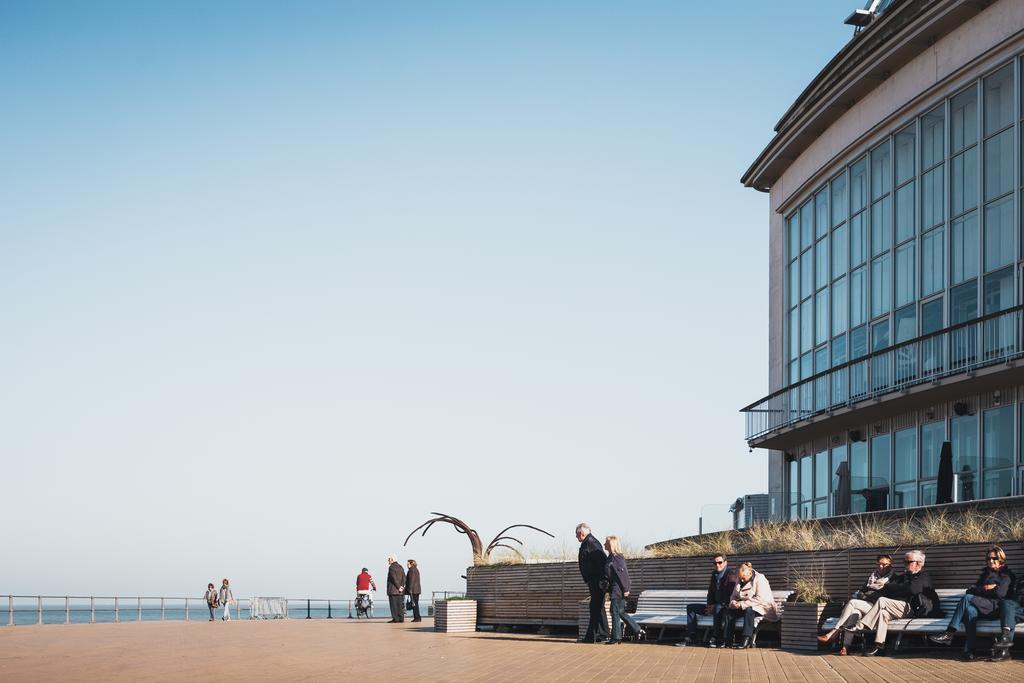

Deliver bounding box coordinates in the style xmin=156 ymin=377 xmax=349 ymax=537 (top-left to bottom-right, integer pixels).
xmin=1 ymin=1 xmax=860 ymax=598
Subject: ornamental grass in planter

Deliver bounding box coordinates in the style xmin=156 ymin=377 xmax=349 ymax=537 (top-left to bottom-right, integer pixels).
xmin=434 ymin=598 xmax=477 ymax=633
xmin=780 ymin=570 xmax=830 ymax=652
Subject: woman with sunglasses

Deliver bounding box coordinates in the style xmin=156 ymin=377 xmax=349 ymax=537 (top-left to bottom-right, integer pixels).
xmin=929 ymin=545 xmax=1014 ymax=660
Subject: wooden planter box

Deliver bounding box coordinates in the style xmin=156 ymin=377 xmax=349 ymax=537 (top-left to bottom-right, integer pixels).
xmin=576 ymin=598 xmax=611 ymax=641
xmin=780 ymin=602 xmax=827 ymax=651
xmin=434 ymin=600 xmax=477 ymax=633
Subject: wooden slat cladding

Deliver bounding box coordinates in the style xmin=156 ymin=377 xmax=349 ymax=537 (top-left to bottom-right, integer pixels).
xmin=466 ymin=542 xmax=1023 ymax=626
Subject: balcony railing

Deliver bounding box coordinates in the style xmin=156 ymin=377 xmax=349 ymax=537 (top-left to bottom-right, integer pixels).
xmin=741 ymin=304 xmax=1024 ymax=443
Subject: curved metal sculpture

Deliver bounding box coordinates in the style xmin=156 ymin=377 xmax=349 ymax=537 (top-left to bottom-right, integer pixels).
xmin=404 ymin=512 xmax=554 ymax=562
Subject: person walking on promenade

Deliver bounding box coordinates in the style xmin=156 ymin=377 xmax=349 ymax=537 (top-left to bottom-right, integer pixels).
xmin=849 ymin=549 xmax=942 ymax=657
xmin=386 ymin=556 xmax=406 ymax=623
xmin=576 ymin=522 xmax=609 ymax=643
xmin=219 ymin=578 xmax=234 ymax=621
xmin=603 ymin=536 xmax=645 ymax=644
xmin=722 ymin=562 xmax=779 ymax=649
xmin=406 ymin=559 xmax=422 ymax=622
xmin=818 ymin=553 xmax=893 ymax=655
xmin=929 ymin=545 xmax=1015 ymax=661
xmin=204 ymin=583 xmax=219 ymax=622
xmin=676 ymin=553 xmax=737 ymax=648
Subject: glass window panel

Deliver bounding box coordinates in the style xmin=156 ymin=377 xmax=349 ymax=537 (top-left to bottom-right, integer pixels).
xmin=790 ymin=308 xmax=800 ymax=360
xmin=801 ymin=200 xmax=814 ymax=250
xmin=815 ymin=450 xmax=828 ymax=499
xmin=871 ymin=196 xmax=892 ymax=256
xmin=922 ymin=165 xmax=944 ymax=229
xmin=832 ymin=277 xmax=848 ymax=335
xmin=894 ymin=304 xmax=916 ymax=343
xmin=983 ymin=469 xmax=1014 ymax=499
xmin=870 ymin=434 xmax=891 ymax=508
xmin=850 ymin=267 xmax=867 ymax=326
xmin=984 ymin=196 xmax=1014 ymax=271
xmin=850 ymin=441 xmax=868 ymax=513
xmin=951 ymin=413 xmax=979 ymax=502
xmin=815 ymin=188 xmax=828 ymax=239
xmin=983 ymin=405 xmax=1014 ymax=469
xmin=920 ymin=420 xmax=945 ymax=480
xmin=815 ymin=346 xmax=829 ymax=373
xmin=894 ymin=482 xmax=917 ymax=509
xmin=789 ymin=459 xmax=799 ymax=508
xmin=984 ymin=129 xmax=1013 ymax=201
xmin=816 ymin=291 xmax=828 ymax=345
xmin=816 ymin=239 xmax=828 ymax=290
xmin=895 ymin=126 xmax=915 ymax=184
xmin=801 ymin=299 xmax=813 ymax=353
xmin=832 ymin=333 xmax=847 ymax=366
xmin=950 ymin=148 xmax=978 ymax=216
xmin=831 ymin=173 xmax=848 ymax=226
xmin=984 ymin=64 xmax=1013 ymax=135
xmin=801 ymin=251 xmax=813 ymax=299
xmin=921 ymin=107 xmax=944 ymax=168
xmin=894 ymin=427 xmax=917 ymax=483
xmin=850 ymin=325 xmax=868 ymax=359
xmin=951 ymin=211 xmax=979 ymax=284
xmin=871 ymin=254 xmax=891 ymax=317
xmin=872 ymin=319 xmax=889 ymax=352
xmin=950 ymin=86 xmax=978 ymax=153
xmin=790 ymin=359 xmax=799 ymax=385
xmin=871 ymin=141 xmax=890 ymax=200
xmin=800 ymin=455 xmax=813 ymax=502
xmin=850 ymin=158 xmax=867 ymax=214
xmin=983 ymin=266 xmax=1014 ymax=314
xmin=789 ymin=213 xmax=800 ymax=259
xmin=921 ymin=227 xmax=944 ymax=296
xmin=832 ymin=224 xmax=848 ymax=277
xmin=850 ymin=212 xmax=867 ymax=266
xmin=801 ymin=351 xmax=813 ymax=379
xmin=895 ymin=242 xmax=915 ymax=307
xmin=920 ymin=481 xmax=937 ymax=506
xmin=921 ymin=297 xmax=943 ymax=334
xmin=950 ymin=280 xmax=978 ymax=324
xmin=895 ymin=181 xmax=915 ymax=243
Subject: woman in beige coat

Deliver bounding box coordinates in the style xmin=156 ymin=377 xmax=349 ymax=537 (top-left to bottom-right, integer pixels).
xmin=721 ymin=562 xmax=778 ymax=648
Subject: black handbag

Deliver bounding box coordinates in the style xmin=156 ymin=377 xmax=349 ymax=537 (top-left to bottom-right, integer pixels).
xmin=405 ymin=598 xmax=414 ymax=611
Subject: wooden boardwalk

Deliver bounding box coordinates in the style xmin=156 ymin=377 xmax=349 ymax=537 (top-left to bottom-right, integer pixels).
xmin=0 ymin=618 xmax=1019 ymax=681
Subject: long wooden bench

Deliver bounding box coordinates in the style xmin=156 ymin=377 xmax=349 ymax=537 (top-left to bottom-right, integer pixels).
xmin=820 ymin=589 xmax=1024 ymax=651
xmin=633 ymin=589 xmax=793 ymax=645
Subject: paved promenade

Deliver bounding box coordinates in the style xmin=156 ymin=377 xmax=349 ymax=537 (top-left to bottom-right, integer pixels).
xmin=0 ymin=618 xmax=1019 ymax=681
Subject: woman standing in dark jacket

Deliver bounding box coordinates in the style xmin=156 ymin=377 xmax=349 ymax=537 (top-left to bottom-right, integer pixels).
xmin=603 ymin=536 xmax=645 ymax=644
xmin=406 ymin=559 xmax=422 ymax=622
xmin=929 ymin=545 xmax=1014 ymax=660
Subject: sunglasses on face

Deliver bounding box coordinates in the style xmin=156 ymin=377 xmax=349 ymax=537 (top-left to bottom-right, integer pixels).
xmin=988 ymin=556 xmax=1001 ymax=561
xmin=714 ymin=560 xmax=725 ymax=565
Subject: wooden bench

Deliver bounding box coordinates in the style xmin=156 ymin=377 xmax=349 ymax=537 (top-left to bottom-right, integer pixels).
xmin=820 ymin=589 xmax=1024 ymax=651
xmin=633 ymin=589 xmax=793 ymax=645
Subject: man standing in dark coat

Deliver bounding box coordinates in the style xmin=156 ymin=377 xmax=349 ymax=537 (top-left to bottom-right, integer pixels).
xmin=576 ymin=522 xmax=609 ymax=642
xmin=386 ymin=555 xmax=406 ymax=623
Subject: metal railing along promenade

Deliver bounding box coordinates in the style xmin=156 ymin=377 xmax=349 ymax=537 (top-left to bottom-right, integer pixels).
xmin=742 ymin=305 xmax=1024 ymax=443
xmin=3 ymin=595 xmax=376 ymax=626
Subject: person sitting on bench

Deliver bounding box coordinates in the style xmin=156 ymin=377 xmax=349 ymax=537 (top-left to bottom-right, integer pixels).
xmin=721 ymin=562 xmax=778 ymax=649
xmin=930 ymin=545 xmax=1015 ymax=661
xmin=817 ymin=553 xmax=893 ymax=655
xmin=676 ymin=553 xmax=737 ymax=648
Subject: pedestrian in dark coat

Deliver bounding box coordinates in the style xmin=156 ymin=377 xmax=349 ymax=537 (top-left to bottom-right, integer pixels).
xmin=386 ymin=555 xmax=406 ymax=623
xmin=603 ymin=536 xmax=645 ymax=644
xmin=930 ymin=545 xmax=1015 ymax=659
xmin=406 ymin=559 xmax=422 ymax=622
xmin=576 ymin=522 xmax=609 ymax=642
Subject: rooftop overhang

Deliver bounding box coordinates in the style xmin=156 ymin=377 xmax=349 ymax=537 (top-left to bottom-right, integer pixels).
xmin=748 ymin=360 xmax=1024 ymax=452
xmin=741 ymin=0 xmax=991 ymax=193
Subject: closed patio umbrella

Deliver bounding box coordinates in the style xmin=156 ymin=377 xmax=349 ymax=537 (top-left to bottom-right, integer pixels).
xmin=834 ymin=461 xmax=851 ymax=516
xmin=936 ymin=441 xmax=954 ymax=504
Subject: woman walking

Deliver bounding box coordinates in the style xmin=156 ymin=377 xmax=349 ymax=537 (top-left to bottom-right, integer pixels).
xmin=603 ymin=536 xmax=645 ymax=644
xmin=406 ymin=560 xmax=422 ymax=622
xmin=219 ymin=578 xmax=234 ymax=621
xmin=204 ymin=583 xmax=219 ymax=622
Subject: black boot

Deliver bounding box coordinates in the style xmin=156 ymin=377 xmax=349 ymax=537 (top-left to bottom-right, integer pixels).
xmin=929 ymin=630 xmax=954 ymax=645
xmin=993 ymin=630 xmax=1013 ymax=649
xmin=735 ymin=636 xmax=753 ymax=650
xmin=863 ymin=643 xmax=885 ymax=657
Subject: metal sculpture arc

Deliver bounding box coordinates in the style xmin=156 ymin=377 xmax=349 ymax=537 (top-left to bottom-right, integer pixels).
xmin=404 ymin=512 xmax=554 ymax=562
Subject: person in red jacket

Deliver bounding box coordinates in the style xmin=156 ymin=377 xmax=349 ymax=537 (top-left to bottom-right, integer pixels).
xmin=356 ymin=567 xmax=377 ymax=594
